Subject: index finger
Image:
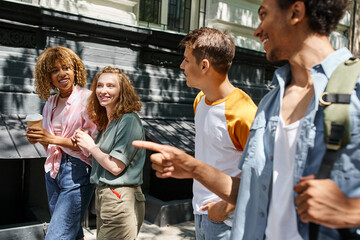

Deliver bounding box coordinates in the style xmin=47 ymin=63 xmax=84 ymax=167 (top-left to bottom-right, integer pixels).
xmin=294 ymin=180 xmax=310 ymax=194
xmin=74 ymin=128 xmax=84 ymax=134
xmin=132 ymin=140 xmax=166 ymax=153
xmin=299 ymin=174 xmax=316 ymax=182
xmin=27 ymin=126 xmax=43 ymax=131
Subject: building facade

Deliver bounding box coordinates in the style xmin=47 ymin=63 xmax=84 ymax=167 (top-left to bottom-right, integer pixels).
xmin=0 ymin=0 xmax=356 ymax=116
xmin=0 ymin=0 xmax=358 ymax=236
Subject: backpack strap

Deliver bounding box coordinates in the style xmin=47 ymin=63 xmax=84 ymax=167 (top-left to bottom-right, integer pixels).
xmin=319 ymin=57 xmax=360 ymax=150
xmin=316 ymin=57 xmax=360 ymax=179
xmin=310 ymin=57 xmax=360 ymax=240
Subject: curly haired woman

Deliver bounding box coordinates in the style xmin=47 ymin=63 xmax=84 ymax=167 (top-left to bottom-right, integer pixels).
xmin=25 ymin=46 xmax=97 ymax=240
xmin=73 ymin=66 xmax=146 ymax=240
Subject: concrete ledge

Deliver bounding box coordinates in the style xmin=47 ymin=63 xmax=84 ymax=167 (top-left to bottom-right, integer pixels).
xmin=0 ymin=222 xmax=46 ymax=240
xmin=145 ymin=194 xmax=194 ymax=227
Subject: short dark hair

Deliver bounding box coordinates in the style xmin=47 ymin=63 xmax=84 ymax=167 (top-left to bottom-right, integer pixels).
xmin=276 ymin=0 xmax=349 ymax=36
xmin=179 ymin=27 xmax=235 ymax=74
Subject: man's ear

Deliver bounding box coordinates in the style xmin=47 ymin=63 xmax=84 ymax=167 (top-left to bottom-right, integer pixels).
xmin=290 ymin=1 xmax=306 ymax=25
xmin=201 ymin=59 xmax=210 ymax=71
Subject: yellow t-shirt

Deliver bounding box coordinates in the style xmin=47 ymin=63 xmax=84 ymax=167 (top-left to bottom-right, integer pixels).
xmin=192 ymin=88 xmax=257 ymax=225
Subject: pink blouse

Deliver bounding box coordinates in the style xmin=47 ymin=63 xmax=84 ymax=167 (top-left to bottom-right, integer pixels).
xmin=52 ymin=96 xmax=68 ymax=136
xmin=42 ymin=86 xmax=98 ymax=178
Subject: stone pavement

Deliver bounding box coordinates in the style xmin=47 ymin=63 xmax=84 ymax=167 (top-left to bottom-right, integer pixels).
xmin=83 ymin=220 xmax=195 ymax=240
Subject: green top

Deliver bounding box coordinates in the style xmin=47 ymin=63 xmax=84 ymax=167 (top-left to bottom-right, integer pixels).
xmin=90 ymin=112 xmax=146 ymax=186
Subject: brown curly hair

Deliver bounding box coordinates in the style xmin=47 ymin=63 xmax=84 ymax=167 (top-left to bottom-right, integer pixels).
xmin=87 ymin=66 xmax=142 ymax=130
xmin=34 ymin=46 xmax=87 ymax=100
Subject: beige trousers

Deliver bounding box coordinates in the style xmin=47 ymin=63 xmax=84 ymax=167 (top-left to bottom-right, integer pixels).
xmin=95 ymin=185 xmax=146 ymax=240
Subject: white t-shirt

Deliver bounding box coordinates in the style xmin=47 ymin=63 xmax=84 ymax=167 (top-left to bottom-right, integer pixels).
xmin=193 ymin=89 xmax=257 ymax=226
xmin=265 ymin=117 xmax=304 ymax=240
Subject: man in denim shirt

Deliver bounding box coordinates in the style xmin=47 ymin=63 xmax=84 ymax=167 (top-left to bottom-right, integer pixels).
xmin=133 ymin=0 xmax=360 ymax=239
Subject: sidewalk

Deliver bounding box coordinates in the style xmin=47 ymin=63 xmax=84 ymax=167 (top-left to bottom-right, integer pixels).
xmin=83 ymin=220 xmax=195 ymax=240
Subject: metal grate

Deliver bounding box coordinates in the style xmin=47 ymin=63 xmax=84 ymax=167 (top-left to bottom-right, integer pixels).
xmin=167 ymin=0 xmax=191 ymax=33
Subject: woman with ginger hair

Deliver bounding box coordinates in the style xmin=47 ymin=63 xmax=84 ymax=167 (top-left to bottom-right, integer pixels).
xmin=25 ymin=46 xmax=97 ymax=240
xmin=73 ymin=66 xmax=146 ymax=239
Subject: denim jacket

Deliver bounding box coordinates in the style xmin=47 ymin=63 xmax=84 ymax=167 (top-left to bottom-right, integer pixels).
xmin=230 ymin=48 xmax=360 ymax=240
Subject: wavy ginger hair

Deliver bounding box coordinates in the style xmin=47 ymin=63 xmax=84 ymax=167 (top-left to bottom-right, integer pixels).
xmin=87 ymin=66 xmax=142 ymax=131
xmin=34 ymin=46 xmax=87 ymax=99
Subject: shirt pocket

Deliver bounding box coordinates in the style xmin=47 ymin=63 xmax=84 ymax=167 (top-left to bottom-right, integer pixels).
xmin=330 ymin=99 xmax=360 ymax=182
xmin=336 ymin=107 xmax=360 ymax=175
xmin=350 ymin=109 xmax=360 ymax=140
xmin=241 ymin=116 xmax=267 ymax=169
xmin=350 ymin=84 xmax=360 ymax=139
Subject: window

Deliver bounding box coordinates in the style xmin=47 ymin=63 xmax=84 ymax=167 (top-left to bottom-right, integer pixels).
xmin=139 ymin=0 xmax=161 ymax=24
xmin=167 ymin=0 xmax=191 ymax=32
xmin=139 ymin=0 xmax=206 ymax=33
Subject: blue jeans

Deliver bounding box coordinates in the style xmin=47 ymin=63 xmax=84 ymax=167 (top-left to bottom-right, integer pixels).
xmin=195 ymin=214 xmax=232 ymax=240
xmin=45 ymin=154 xmax=94 ymax=240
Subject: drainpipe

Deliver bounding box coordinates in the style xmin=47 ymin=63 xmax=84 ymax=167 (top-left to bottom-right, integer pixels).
xmin=351 ymin=0 xmax=356 ymax=52
xmin=351 ymin=0 xmax=359 ymax=54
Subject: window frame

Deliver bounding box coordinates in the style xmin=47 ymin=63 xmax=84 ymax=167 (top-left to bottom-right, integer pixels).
xmin=138 ymin=0 xmax=206 ymax=33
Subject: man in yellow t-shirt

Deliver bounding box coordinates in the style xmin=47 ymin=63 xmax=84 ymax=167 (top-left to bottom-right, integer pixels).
xmin=179 ymin=27 xmax=257 ymax=240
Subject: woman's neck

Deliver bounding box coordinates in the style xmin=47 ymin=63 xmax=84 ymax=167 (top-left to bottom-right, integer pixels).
xmin=59 ymin=85 xmax=74 ymax=98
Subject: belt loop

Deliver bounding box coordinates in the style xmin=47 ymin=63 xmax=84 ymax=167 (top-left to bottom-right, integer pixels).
xmin=64 ymin=153 xmax=69 ymax=162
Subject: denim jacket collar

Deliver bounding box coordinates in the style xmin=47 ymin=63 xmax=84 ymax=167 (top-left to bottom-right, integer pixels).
xmin=231 ymin=47 xmax=354 ymax=240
